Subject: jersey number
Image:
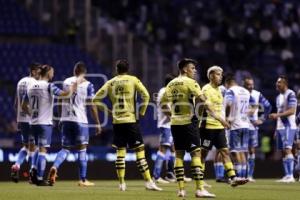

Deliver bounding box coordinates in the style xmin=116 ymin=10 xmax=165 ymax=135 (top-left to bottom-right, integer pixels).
xmin=31 ymin=95 xmax=39 ymax=118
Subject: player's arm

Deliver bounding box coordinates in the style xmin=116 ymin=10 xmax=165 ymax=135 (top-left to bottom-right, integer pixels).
xmin=14 ymin=93 xmax=18 ymax=112
xmin=135 ymin=78 xmax=150 ymax=116
xmin=224 ymin=89 xmax=234 ymax=121
xmin=92 ymin=82 xmax=112 ymax=115
xmin=87 ymin=83 xmax=101 ymax=135
xmin=269 ymin=93 xmax=297 ymax=120
xmin=196 ymin=85 xmax=230 ymax=128
xmin=160 ymin=90 xmax=171 ymax=118
xmin=254 ymin=94 xmax=272 ymax=125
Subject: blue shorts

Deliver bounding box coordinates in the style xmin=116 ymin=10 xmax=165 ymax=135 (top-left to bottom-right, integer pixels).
xmin=248 ymin=129 xmax=258 ymax=148
xmin=229 ymin=128 xmax=249 ymax=152
xmin=276 ymin=128 xmax=297 ymax=150
xmin=159 ymin=127 xmax=173 ymax=146
xmin=18 ymin=122 xmax=34 ymax=144
xmin=31 ymin=125 xmax=52 ymax=148
xmin=62 ymin=121 xmax=89 ymax=147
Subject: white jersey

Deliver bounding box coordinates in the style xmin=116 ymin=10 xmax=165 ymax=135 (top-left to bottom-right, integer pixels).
xmin=225 ymin=85 xmax=252 ymax=130
xmin=61 ymin=76 xmax=95 ymax=124
xmin=16 ymin=77 xmax=37 ymax=123
xmin=276 ymin=89 xmax=297 ymax=130
xmin=249 ymin=90 xmax=260 ymax=130
xmin=27 ymin=80 xmax=62 ymax=125
xmin=157 ymin=87 xmax=171 ymax=128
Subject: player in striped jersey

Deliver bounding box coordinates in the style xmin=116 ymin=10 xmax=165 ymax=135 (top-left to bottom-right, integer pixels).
xmin=269 ymin=76 xmax=297 ymax=183
xmin=11 ymin=63 xmax=41 ymax=183
xmin=48 ymin=62 xmax=101 ymax=186
xmin=243 ymin=77 xmax=272 ymax=182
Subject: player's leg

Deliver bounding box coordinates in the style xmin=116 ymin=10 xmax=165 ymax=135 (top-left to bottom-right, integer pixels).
xmin=214 ymin=151 xmax=225 ymax=182
xmin=11 ymin=123 xmax=30 ymax=183
xmin=282 ymin=129 xmax=296 ymax=182
xmin=153 ymin=127 xmax=171 ymax=183
xmin=247 ymin=129 xmax=258 ymax=181
xmin=35 ymin=125 xmax=52 ymax=186
xmin=76 ymin=123 xmax=94 ymax=186
xmin=165 ymin=145 xmax=176 ymax=182
xmin=48 ymin=122 xmax=71 ymax=185
xmin=295 ymin=131 xmax=300 ymax=180
xmin=241 ymin=129 xmax=249 ymax=179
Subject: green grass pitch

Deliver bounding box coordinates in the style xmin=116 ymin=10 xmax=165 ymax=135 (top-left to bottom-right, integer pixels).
xmin=0 ymin=179 xmax=299 ymax=200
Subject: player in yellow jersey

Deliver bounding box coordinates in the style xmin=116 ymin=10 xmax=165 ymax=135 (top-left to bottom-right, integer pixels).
xmin=200 ymin=66 xmax=248 ymax=187
xmin=92 ymin=59 xmax=162 ymax=191
xmin=161 ymin=58 xmax=224 ymax=198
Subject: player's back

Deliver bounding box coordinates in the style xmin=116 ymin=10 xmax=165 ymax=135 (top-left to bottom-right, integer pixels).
xmin=107 ymin=74 xmax=142 ymax=124
xmin=27 ymin=80 xmax=54 ymax=125
xmin=16 ymin=76 xmax=37 ymax=123
xmin=225 ymin=85 xmax=250 ymax=130
xmin=276 ymin=89 xmax=297 ymax=130
xmin=164 ymin=76 xmax=200 ymax=125
xmin=61 ymin=76 xmax=93 ymax=124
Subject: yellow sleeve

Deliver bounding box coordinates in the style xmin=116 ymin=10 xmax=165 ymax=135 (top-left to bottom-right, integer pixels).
xmin=202 ymin=86 xmax=211 ymax=105
xmin=189 ymin=80 xmax=202 ymax=97
xmin=135 ymin=77 xmax=150 ymax=116
xmin=92 ymin=81 xmax=109 ymax=111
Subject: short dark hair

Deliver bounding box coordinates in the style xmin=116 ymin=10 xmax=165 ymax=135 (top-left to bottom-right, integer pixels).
xmin=116 ymin=59 xmax=129 ymax=74
xmin=243 ymin=76 xmax=253 ymax=81
xmin=224 ymin=73 xmax=236 ymax=84
xmin=278 ymin=75 xmax=288 ymax=85
xmin=74 ymin=61 xmax=87 ymax=76
xmin=29 ymin=62 xmax=41 ymax=74
xmin=40 ymin=65 xmax=53 ymax=77
xmin=164 ymin=74 xmax=174 ymax=86
xmin=177 ymin=58 xmax=197 ymax=70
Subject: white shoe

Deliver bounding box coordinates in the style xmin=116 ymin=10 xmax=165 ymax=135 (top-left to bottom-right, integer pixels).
xmin=119 ymin=183 xmax=126 ymax=191
xmin=78 ymin=180 xmax=95 ymax=187
xmin=195 ymin=189 xmax=216 ymax=198
xmin=145 ymin=181 xmax=162 ymax=191
xmin=230 ymin=177 xmax=248 ymax=187
xmin=282 ymin=176 xmax=295 ymax=183
xmin=248 ymin=177 xmax=256 ymax=182
xmin=276 ymin=176 xmax=289 ymax=183
xmin=165 ymin=176 xmax=176 ymax=183
xmin=155 ymin=177 xmax=169 ymax=184
xmin=184 ymin=176 xmax=192 ymax=182
xmin=177 ymin=190 xmax=186 ymax=197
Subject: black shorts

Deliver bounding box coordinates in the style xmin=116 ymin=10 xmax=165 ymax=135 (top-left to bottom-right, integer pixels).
xmin=171 ymin=123 xmax=200 ymax=153
xmin=200 ymin=128 xmax=228 ymax=150
xmin=113 ymin=123 xmax=144 ymax=149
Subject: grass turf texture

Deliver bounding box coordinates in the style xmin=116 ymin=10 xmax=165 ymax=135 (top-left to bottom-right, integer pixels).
xmin=0 ymin=179 xmax=299 ymax=200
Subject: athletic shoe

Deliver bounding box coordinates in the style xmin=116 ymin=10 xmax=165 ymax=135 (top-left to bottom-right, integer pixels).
xmin=48 ymin=167 xmax=58 ymax=186
xmin=195 ymin=189 xmax=216 ymax=198
xmin=119 ymin=183 xmax=126 ymax=191
xmin=78 ymin=180 xmax=95 ymax=186
xmin=230 ymin=177 xmax=248 ymax=187
xmin=10 ymin=164 xmax=20 ymax=183
xmin=177 ymin=190 xmax=186 ymax=198
xmin=247 ymin=177 xmax=256 ymax=182
xmin=145 ymin=181 xmax=162 ymax=191
xmin=184 ymin=176 xmax=192 ymax=182
xmin=36 ymin=180 xmax=51 ymax=186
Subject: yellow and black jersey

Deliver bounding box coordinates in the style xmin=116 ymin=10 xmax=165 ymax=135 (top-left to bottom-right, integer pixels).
xmin=161 ymin=76 xmax=202 ymax=125
xmin=201 ymin=83 xmax=224 ymax=129
xmin=93 ymin=75 xmax=149 ymax=124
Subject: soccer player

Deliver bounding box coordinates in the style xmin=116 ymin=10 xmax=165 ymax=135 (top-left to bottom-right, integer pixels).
xmin=48 ymin=62 xmax=101 ymax=186
xmin=92 ymin=59 xmax=162 ymax=191
xmin=23 ymin=65 xmax=78 ymax=186
xmin=243 ymin=77 xmax=272 ymax=182
xmin=11 ymin=63 xmax=41 ymax=183
xmin=153 ymin=74 xmax=176 ymax=184
xmin=161 ymin=58 xmax=220 ymax=198
xmin=269 ymin=76 xmax=297 ymax=183
xmin=224 ymin=74 xmax=253 ymax=180
xmin=200 ymin=66 xmax=248 ymax=186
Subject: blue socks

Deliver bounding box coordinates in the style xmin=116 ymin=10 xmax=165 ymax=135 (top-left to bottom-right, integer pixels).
xmin=153 ymin=151 xmax=165 ymax=179
xmin=37 ymin=152 xmax=47 ymax=180
xmin=53 ymin=149 xmax=70 ymax=169
xmin=31 ymin=149 xmax=39 ymax=169
xmin=15 ymin=147 xmax=28 ymax=166
xmin=248 ymin=154 xmax=255 ymax=178
xmin=214 ymin=162 xmax=224 ymax=179
xmin=234 ymin=163 xmax=242 ymax=178
xmin=78 ymin=149 xmax=87 ymax=181
xmin=285 ymin=154 xmax=294 ymax=176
